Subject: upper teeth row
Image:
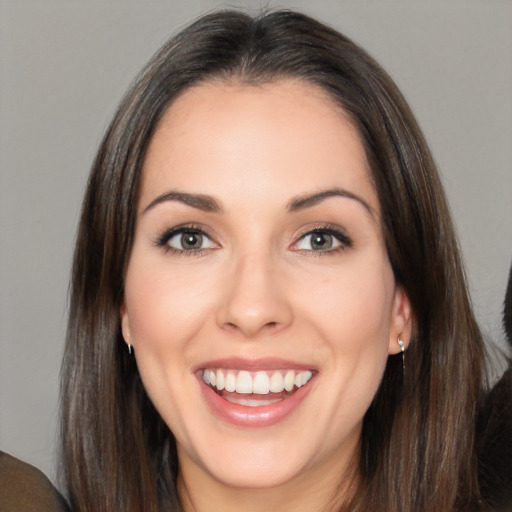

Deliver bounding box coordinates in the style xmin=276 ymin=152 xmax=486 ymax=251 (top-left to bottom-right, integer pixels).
xmin=202 ymin=369 xmax=313 ymax=395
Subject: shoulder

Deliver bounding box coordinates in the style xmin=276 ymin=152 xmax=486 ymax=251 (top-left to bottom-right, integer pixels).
xmin=0 ymin=451 xmax=70 ymax=512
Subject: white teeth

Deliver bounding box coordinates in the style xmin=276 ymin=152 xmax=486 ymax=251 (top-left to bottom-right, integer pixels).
xmin=224 ymin=396 xmax=283 ymax=407
xmin=294 ymin=371 xmax=311 ymax=388
xmin=225 ymin=372 xmax=236 ymax=392
xmin=216 ymin=369 xmax=225 ymax=390
xmin=284 ymin=370 xmax=295 ymax=391
xmin=253 ymin=372 xmax=270 ymax=394
xmin=236 ymin=371 xmax=253 ymax=394
xmin=270 ymin=372 xmax=285 ymax=393
xmin=203 ymin=368 xmax=313 ymax=395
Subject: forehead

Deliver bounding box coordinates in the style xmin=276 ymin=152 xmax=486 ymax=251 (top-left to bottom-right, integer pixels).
xmin=140 ymin=79 xmax=378 ymax=214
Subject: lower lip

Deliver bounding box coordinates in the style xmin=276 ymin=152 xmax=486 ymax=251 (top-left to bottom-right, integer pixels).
xmin=198 ymin=377 xmax=314 ymax=428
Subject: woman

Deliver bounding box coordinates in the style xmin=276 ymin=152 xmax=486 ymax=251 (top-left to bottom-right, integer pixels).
xmin=61 ymin=9 xmax=499 ymax=511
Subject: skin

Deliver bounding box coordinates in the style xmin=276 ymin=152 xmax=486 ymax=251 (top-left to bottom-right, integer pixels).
xmin=121 ymin=80 xmax=412 ymax=512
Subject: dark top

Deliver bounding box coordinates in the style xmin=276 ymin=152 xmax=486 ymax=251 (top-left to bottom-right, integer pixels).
xmin=0 ymin=451 xmax=69 ymax=512
xmin=476 ymin=263 xmax=512 ymax=511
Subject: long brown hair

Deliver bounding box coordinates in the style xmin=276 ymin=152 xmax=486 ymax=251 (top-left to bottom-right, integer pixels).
xmin=61 ymin=10 xmax=487 ymax=511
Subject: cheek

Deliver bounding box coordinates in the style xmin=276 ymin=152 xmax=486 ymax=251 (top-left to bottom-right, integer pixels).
xmin=122 ymin=256 xmax=219 ymax=433
xmin=124 ymin=256 xmax=219 ymax=352
xmin=298 ymin=259 xmax=395 ymax=348
xmin=295 ymin=260 xmax=394 ymax=412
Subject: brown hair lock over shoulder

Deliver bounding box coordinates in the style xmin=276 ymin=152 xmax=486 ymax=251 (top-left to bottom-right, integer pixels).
xmin=61 ymin=10 xmax=487 ymax=512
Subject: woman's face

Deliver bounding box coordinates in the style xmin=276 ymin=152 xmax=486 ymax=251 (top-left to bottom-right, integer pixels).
xmin=121 ymin=80 xmax=411 ymax=491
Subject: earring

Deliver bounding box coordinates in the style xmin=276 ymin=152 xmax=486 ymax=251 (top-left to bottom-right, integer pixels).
xmin=123 ymin=331 xmax=133 ymax=356
xmin=397 ymin=338 xmax=405 ymax=374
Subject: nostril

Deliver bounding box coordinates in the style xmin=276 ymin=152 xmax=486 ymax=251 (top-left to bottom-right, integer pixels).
xmin=222 ymin=320 xmax=280 ymax=336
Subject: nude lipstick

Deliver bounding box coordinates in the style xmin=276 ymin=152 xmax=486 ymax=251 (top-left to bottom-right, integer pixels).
xmin=196 ymin=358 xmax=316 ymax=428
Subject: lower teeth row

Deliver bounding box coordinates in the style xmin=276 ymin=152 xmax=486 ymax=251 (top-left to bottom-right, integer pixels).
xmin=223 ymin=395 xmax=283 ymax=407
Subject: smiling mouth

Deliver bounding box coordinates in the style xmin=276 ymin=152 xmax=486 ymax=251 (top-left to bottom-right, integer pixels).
xmin=201 ymin=368 xmax=314 ymax=407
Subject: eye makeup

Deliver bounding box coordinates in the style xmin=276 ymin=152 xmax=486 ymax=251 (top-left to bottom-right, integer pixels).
xmin=154 ymin=223 xmax=218 ymax=257
xmin=153 ymin=221 xmax=353 ymax=259
xmin=291 ymin=224 xmax=353 ymax=256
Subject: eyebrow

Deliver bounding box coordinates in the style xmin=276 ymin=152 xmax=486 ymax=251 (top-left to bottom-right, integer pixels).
xmin=142 ymin=190 xmax=223 ymax=214
xmin=141 ymin=187 xmax=375 ymax=217
xmin=287 ymin=188 xmax=375 ymax=217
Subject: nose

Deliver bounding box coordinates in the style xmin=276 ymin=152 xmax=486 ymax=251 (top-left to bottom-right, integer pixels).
xmin=216 ymin=251 xmax=294 ymax=338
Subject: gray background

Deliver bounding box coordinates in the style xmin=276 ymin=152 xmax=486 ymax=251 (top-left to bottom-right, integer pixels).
xmin=1 ymin=0 xmax=511 ymax=488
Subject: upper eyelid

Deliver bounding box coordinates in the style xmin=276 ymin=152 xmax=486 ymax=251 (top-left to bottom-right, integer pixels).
xmin=294 ymin=224 xmax=350 ymax=240
xmin=160 ymin=223 xmax=213 ymax=236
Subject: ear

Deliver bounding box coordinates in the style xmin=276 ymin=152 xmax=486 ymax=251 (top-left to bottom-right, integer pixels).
xmin=120 ymin=302 xmax=132 ymax=347
xmin=387 ymin=286 xmax=413 ymax=355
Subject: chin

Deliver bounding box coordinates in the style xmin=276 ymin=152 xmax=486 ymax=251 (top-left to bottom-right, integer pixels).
xmin=195 ymin=442 xmax=314 ymax=489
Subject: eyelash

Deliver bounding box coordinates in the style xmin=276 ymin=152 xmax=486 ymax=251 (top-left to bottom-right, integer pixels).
xmin=155 ymin=224 xmax=215 ymax=257
xmin=154 ymin=224 xmax=353 ymax=257
xmin=292 ymin=225 xmax=353 ymax=256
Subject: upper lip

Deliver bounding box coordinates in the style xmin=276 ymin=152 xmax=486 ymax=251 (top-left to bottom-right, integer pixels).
xmin=193 ymin=357 xmax=317 ymax=372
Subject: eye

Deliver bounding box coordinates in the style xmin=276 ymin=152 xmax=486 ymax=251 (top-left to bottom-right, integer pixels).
xmin=293 ymin=228 xmax=352 ymax=253
xmin=157 ymin=227 xmax=217 ymax=253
